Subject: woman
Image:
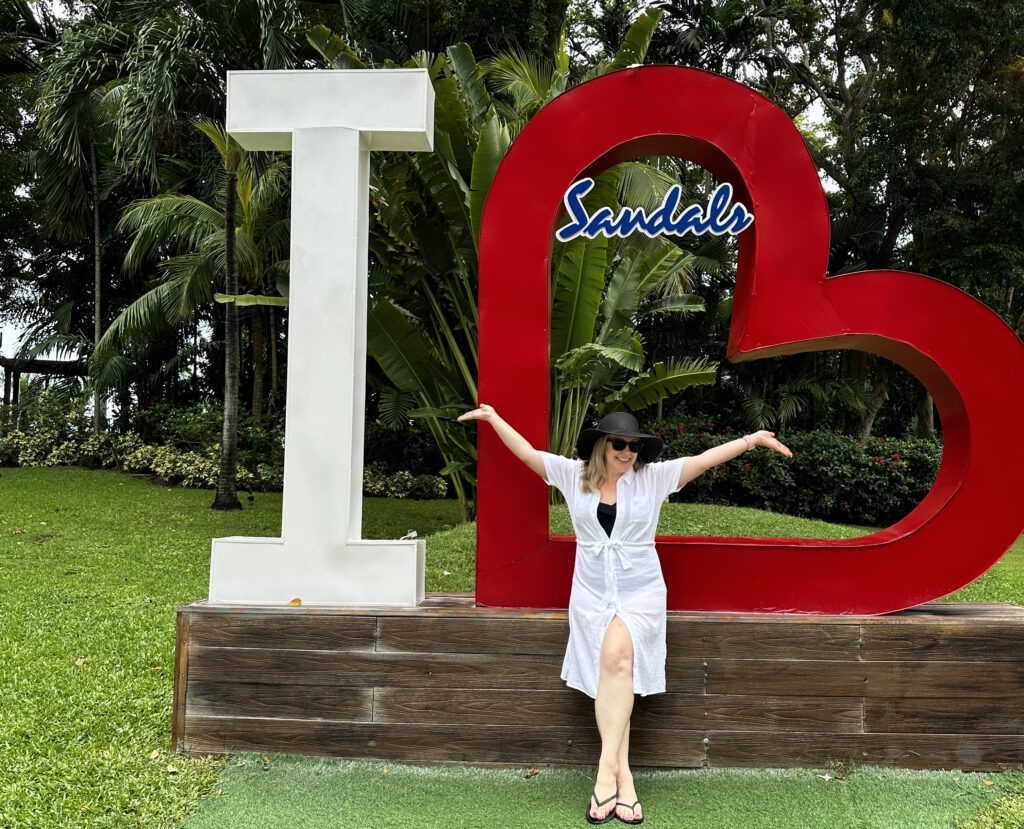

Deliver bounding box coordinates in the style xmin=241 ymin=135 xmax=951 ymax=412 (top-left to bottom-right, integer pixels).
xmin=458 ymin=405 xmax=792 ymax=824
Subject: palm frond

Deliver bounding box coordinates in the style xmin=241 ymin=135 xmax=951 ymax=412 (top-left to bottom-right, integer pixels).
xmin=600 ymin=357 xmax=717 ymax=412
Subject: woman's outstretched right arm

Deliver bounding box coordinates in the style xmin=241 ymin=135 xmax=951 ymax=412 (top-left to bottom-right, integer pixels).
xmin=457 ymin=404 xmax=547 ymax=478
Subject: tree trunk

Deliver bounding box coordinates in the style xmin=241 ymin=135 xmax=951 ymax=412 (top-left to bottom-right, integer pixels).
xmin=90 ymin=140 xmax=103 ymax=435
xmin=916 ymin=385 xmax=935 ymax=436
xmin=268 ymin=307 xmax=279 ymax=411
xmin=213 ymin=157 xmax=243 ymax=511
xmin=251 ymin=311 xmax=265 ymax=419
xmin=2 ymin=366 xmax=10 ymax=432
xmin=12 ymin=371 xmax=20 ymax=428
xmin=855 ymin=360 xmax=891 ymax=441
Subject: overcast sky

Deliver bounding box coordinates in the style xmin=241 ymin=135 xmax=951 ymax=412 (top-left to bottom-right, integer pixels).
xmin=0 ymin=323 xmax=22 ymax=358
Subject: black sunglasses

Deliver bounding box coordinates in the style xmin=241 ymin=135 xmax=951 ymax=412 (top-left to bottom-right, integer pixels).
xmin=608 ymin=438 xmax=643 ymax=453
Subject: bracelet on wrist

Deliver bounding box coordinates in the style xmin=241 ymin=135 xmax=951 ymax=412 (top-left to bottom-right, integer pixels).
xmin=742 ymin=434 xmax=755 ymax=451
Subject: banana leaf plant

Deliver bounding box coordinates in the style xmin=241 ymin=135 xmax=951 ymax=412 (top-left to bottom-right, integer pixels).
xmin=307 ymin=8 xmax=723 ymax=519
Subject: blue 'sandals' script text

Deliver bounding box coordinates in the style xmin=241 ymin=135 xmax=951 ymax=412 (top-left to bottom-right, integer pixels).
xmin=556 ymin=178 xmax=754 ymax=242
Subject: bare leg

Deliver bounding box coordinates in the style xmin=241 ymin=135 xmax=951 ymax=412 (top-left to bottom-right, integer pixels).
xmin=615 ymin=721 xmax=642 ymax=822
xmin=590 ymin=616 xmax=635 ymax=821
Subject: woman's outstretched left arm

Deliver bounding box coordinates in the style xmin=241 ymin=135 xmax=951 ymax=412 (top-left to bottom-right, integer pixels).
xmin=678 ymin=430 xmax=792 ymax=488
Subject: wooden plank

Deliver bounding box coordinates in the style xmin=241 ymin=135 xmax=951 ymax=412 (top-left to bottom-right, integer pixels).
xmin=187 ymin=613 xmax=377 ymax=651
xmin=664 ymin=660 xmax=704 ymax=693
xmin=188 ymin=647 xmax=706 ymax=693
xmin=182 ymin=717 xmax=705 ymax=766
xmin=883 ymin=603 xmax=1024 ymax=621
xmin=370 ymin=689 xmax=861 ymax=733
xmin=861 ymin=624 xmax=1024 ymax=661
xmin=377 ymin=616 xmax=568 ymax=655
xmin=373 ymin=688 xmax=592 ymax=726
xmin=187 ymin=681 xmax=373 ymax=722
xmin=668 ymin=623 xmax=859 ymax=660
xmin=707 ymin=659 xmax=1024 ymax=698
xmin=708 ymin=732 xmax=1024 ymax=771
xmin=865 ymin=697 xmax=1024 ymax=735
xmin=188 ymin=647 xmax=570 ymax=689
xmin=634 ymin=694 xmax=863 ymax=733
xmin=171 ymin=611 xmax=190 ymax=752
xmin=183 ymin=597 xmax=568 ymax=620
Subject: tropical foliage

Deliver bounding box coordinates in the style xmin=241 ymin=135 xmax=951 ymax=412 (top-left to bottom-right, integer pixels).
xmin=307 ymin=8 xmax=722 ymax=516
xmin=2 ymin=0 xmax=1024 ymax=511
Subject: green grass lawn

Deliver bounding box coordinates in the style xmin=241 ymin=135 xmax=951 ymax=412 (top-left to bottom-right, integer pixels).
xmin=0 ymin=466 xmax=1021 ymax=828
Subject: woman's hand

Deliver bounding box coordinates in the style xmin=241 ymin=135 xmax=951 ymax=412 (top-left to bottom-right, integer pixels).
xmin=457 ymin=404 xmax=497 ymax=423
xmin=747 ymin=430 xmax=793 ymax=458
xmin=457 ymin=404 xmax=546 ymax=477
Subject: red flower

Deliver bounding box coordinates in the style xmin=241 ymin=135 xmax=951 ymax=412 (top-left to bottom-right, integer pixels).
xmin=655 ymin=431 xmax=662 ymax=437
xmin=742 ymin=463 xmax=749 ymax=469
xmin=880 ymin=438 xmax=886 ymax=443
xmin=725 ymin=426 xmax=733 ymax=431
xmin=716 ymin=469 xmax=723 ymax=476
xmin=793 ymin=451 xmax=799 ymax=457
xmin=814 ymin=459 xmax=820 ymax=464
xmin=892 ymin=454 xmax=900 ymax=460
xmin=677 ymin=424 xmax=683 ymax=431
xmin=874 ymin=456 xmax=883 ymax=462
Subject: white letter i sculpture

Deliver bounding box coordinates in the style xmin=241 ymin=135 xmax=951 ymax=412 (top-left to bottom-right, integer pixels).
xmin=209 ymin=70 xmax=434 ymax=605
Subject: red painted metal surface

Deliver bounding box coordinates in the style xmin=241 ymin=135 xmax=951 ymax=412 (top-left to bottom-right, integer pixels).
xmin=476 ymin=66 xmax=1024 ymax=614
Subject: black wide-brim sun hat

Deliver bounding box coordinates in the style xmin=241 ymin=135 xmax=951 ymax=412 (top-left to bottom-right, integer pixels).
xmin=576 ymin=411 xmax=663 ymax=463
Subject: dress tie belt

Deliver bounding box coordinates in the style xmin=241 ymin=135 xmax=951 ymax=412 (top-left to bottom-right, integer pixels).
xmin=588 ymin=539 xmax=641 ymax=570
xmin=581 ymin=539 xmax=648 ymax=611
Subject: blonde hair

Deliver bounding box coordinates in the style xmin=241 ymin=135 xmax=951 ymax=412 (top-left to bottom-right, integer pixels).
xmin=580 ymin=435 xmax=646 ymax=494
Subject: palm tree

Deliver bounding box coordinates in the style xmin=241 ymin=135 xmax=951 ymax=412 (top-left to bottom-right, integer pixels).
xmin=33 ymin=17 xmax=128 ymax=434
xmin=97 ymin=121 xmax=290 ymax=508
xmin=82 ymin=0 xmax=302 ymax=504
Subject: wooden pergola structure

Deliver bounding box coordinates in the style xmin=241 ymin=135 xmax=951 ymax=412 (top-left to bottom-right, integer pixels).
xmin=1 ymin=357 xmax=87 ymax=423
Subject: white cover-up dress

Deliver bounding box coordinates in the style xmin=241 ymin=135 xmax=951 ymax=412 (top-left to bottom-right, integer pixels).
xmin=541 ymin=451 xmax=687 ymax=698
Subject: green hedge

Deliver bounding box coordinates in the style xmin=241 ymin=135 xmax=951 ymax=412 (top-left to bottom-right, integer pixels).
xmin=0 ymin=388 xmax=447 ymax=498
xmin=652 ymin=415 xmax=942 ymax=526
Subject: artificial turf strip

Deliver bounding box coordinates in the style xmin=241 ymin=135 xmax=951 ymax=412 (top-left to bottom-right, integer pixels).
xmin=177 ymin=756 xmax=1017 ymax=829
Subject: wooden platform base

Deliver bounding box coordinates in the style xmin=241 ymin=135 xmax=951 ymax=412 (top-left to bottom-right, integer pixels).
xmin=173 ymin=597 xmax=1024 ymax=770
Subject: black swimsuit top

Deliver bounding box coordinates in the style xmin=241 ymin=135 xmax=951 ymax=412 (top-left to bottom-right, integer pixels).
xmin=597 ymin=502 xmax=616 ymax=537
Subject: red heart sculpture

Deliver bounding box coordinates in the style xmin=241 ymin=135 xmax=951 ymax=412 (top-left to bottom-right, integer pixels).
xmin=476 ymin=66 xmax=1024 ymax=613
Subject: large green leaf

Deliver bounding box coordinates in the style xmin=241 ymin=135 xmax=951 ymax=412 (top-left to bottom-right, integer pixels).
xmin=366 ymin=297 xmax=462 ymax=404
xmin=551 ymin=236 xmax=607 ymax=358
xmin=637 ymin=294 xmax=705 ymax=317
xmin=607 ymin=8 xmax=663 ymax=73
xmin=214 ymin=293 xmax=289 ymax=307
xmin=619 ymin=160 xmax=685 ymax=213
xmin=432 ymin=76 xmax=474 ymax=182
xmin=469 ymin=110 xmax=510 ymax=245
xmin=601 ymin=357 xmax=718 ymax=411
xmin=307 ymin=24 xmax=366 ymax=69
xmin=634 ymin=239 xmax=694 ymax=296
xmin=596 ymin=237 xmax=692 ymax=341
xmin=555 ymin=338 xmax=644 ymax=381
xmin=446 ymin=43 xmax=489 ymax=131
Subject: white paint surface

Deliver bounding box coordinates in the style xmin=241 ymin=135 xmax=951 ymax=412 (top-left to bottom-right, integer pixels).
xmin=209 ymin=70 xmax=433 ymax=606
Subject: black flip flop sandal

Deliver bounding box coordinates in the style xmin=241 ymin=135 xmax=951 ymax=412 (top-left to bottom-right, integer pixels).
xmin=586 ymin=789 xmax=618 ymax=824
xmin=615 ymin=800 xmax=644 ymax=824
